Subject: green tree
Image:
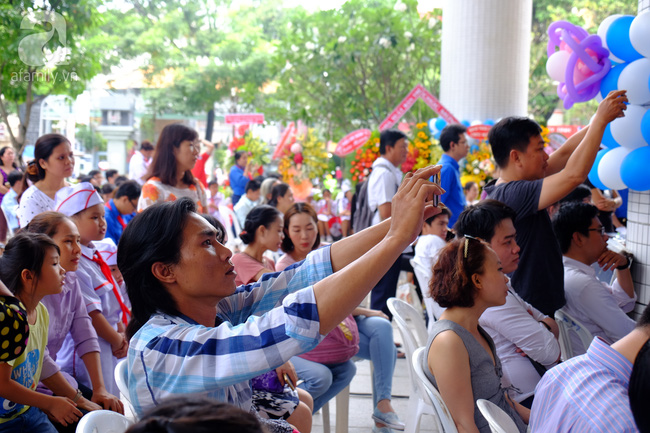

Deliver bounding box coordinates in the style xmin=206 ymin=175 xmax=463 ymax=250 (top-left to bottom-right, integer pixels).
xmin=529 ymin=0 xmax=636 ymax=124
xmin=267 ymin=0 xmax=442 ymax=140
xmin=0 ymin=0 xmax=108 ymax=160
xmin=76 ymin=123 xmax=106 ymax=153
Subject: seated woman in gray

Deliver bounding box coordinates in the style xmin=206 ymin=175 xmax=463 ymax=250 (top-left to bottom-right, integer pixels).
xmin=423 ymin=237 xmax=529 ymax=433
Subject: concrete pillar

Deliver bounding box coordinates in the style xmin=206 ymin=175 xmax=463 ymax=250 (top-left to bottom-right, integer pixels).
xmin=440 ymin=0 xmax=533 ymax=121
xmin=96 ymin=126 xmax=133 ymax=174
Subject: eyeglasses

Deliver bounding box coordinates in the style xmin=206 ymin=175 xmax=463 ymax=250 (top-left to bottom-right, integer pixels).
xmin=587 ymin=226 xmax=606 ymax=236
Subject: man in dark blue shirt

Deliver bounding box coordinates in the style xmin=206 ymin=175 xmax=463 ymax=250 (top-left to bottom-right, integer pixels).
xmin=435 ymin=124 xmax=469 ymax=227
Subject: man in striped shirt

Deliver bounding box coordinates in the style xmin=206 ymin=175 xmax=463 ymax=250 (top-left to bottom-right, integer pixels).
xmin=529 ymin=303 xmax=650 ymax=432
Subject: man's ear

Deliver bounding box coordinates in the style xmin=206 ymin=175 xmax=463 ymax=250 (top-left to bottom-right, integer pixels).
xmin=510 ymin=149 xmax=522 ymax=166
xmin=571 ymin=232 xmax=584 ymax=248
xmin=151 ymin=262 xmax=176 ymax=284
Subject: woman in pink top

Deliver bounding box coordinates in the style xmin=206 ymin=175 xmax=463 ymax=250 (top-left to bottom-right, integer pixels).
xmin=231 ymin=204 xmax=314 ymax=433
xmin=277 ymin=203 xmax=404 ymax=433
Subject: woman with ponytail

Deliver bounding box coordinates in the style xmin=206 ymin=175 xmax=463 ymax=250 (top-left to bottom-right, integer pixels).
xmin=17 ymin=134 xmax=74 ymax=227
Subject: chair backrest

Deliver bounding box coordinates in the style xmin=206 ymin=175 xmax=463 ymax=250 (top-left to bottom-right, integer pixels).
xmin=409 ymin=258 xmax=445 ymax=329
xmin=411 ymin=347 xmax=459 ymax=433
xmin=114 ymin=359 xmax=136 ymax=416
xmin=554 ymin=308 xmax=594 ymax=360
xmin=219 ymin=205 xmax=244 ymax=253
xmin=476 ymin=399 xmax=520 ymax=433
xmin=387 ymin=297 xmax=428 ymax=347
xmin=75 ymin=410 xmax=133 ymax=433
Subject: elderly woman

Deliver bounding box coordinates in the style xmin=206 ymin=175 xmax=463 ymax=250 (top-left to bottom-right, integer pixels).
xmin=137 ymin=124 xmax=208 ymax=213
xmin=118 ymin=166 xmax=441 ymax=432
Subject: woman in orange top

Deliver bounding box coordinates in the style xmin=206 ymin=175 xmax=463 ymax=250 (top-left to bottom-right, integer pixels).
xmin=137 ymin=124 xmax=208 ymax=213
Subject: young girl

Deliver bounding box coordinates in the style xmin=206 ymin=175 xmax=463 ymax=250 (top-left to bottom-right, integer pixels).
xmin=16 ymin=134 xmax=74 ymax=228
xmin=0 ymin=233 xmax=100 ymax=432
xmin=425 ymin=237 xmax=529 ymax=433
xmin=25 ymin=212 xmax=124 ymax=414
xmin=231 ymin=205 xmax=284 ymax=286
xmin=277 ymin=203 xmax=404 ymax=432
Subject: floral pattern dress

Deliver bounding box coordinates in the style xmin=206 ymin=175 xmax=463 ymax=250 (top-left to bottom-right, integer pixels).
xmin=137 ymin=176 xmax=207 ymax=213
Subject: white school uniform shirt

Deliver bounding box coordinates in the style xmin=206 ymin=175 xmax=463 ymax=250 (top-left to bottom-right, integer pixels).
xmin=367 ymin=157 xmax=403 ymax=226
xmin=129 ymin=151 xmax=149 ymax=185
xmin=480 ymin=286 xmax=560 ymax=403
xmin=16 ymin=185 xmax=55 ymax=227
xmin=562 ymin=256 xmax=636 ymax=355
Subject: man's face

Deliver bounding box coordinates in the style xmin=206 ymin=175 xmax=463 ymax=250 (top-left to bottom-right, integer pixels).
xmin=451 ymin=133 xmax=469 ymax=161
xmin=488 ymin=219 xmax=520 ymax=274
xmin=583 ymin=217 xmax=609 ymax=264
xmin=247 ymin=188 xmax=261 ymax=202
xmin=517 ymin=135 xmax=549 ymax=180
xmin=90 ymin=173 xmax=103 ymax=187
xmin=386 ymin=138 xmax=408 ymax=166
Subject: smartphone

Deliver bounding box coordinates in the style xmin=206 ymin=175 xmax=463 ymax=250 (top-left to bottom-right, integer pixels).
xmin=432 ymin=172 xmax=440 ymax=207
xmin=283 ymin=373 xmax=296 ymax=391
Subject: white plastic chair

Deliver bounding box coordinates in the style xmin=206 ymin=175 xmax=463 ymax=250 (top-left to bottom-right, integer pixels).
xmin=387 ymin=298 xmax=436 ymax=433
xmin=409 ymin=258 xmax=445 ymax=330
xmin=411 ymin=347 xmax=459 ymax=433
xmin=75 ymin=410 xmax=133 ymax=433
xmin=114 ymin=359 xmax=137 ymax=417
xmin=321 ymin=385 xmax=350 ymax=433
xmin=476 ymin=399 xmax=520 ymax=433
xmin=219 ymin=205 xmax=244 ymax=253
xmin=554 ymin=308 xmax=594 ymax=360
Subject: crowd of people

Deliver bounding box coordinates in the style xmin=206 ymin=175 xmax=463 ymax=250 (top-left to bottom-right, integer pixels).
xmin=0 ymin=89 xmax=647 ymax=433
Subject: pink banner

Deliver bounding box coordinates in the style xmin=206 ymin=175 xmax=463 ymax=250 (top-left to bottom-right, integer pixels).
xmin=334 ymin=129 xmax=372 ymax=156
xmin=225 ymin=113 xmax=265 ymax=124
xmin=272 ymin=122 xmax=295 ymax=160
xmin=378 ymin=84 xmax=459 ymax=131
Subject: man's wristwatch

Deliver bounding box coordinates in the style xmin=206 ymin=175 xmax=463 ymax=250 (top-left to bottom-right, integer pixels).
xmin=616 ymin=254 xmax=633 ymax=270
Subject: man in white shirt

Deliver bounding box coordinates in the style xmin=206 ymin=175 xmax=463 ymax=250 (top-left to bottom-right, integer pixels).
xmin=552 ymin=201 xmax=636 ymax=355
xmin=129 ymin=140 xmax=155 ymax=185
xmin=455 ymin=199 xmax=560 ymax=408
xmin=367 ymin=129 xmax=408 ymax=317
xmin=233 ymin=179 xmax=262 ymax=228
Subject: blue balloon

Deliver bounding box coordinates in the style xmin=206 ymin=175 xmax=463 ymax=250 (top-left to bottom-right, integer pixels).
xmin=484 ymin=119 xmax=495 ymax=126
xmin=433 ymin=131 xmax=441 ymax=140
xmin=428 ymin=118 xmax=437 ymax=132
xmin=588 ymin=148 xmax=609 ymax=190
xmin=602 ymin=124 xmax=620 ymax=148
xmin=435 ymin=118 xmax=447 ymax=131
xmin=470 ymin=144 xmax=479 ymax=153
xmin=642 ymin=108 xmax=650 ymax=146
xmin=606 ymin=16 xmax=642 ymax=63
xmin=461 ymin=119 xmax=471 ymax=127
xmin=621 ymin=146 xmax=650 ymax=190
xmin=600 ymin=64 xmax=625 ymax=99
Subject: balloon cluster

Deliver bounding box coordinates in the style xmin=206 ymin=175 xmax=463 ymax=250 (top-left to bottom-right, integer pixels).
xmin=428 ymin=117 xmax=448 ymax=139
xmin=586 ymin=12 xmax=650 ymax=192
xmin=546 ymin=21 xmax=612 ymax=109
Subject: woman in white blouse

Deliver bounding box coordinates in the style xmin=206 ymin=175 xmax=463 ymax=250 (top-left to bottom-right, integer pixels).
xmin=17 ymin=134 xmax=74 ymax=227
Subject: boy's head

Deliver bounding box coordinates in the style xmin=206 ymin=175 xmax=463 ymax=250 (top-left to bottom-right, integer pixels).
xmin=55 ymin=182 xmax=106 ymax=245
xmin=105 ymin=169 xmax=118 ymax=184
xmin=88 ymin=169 xmax=103 ymax=187
xmin=552 ymin=201 xmax=605 ymax=261
xmin=454 ymin=199 xmax=520 ymax=274
xmin=114 ymin=180 xmax=141 ymax=215
xmin=208 ymin=179 xmax=219 ymax=196
xmin=245 ymin=179 xmax=261 ymax=201
xmin=95 ymin=238 xmax=122 ymax=285
xmin=488 ymin=117 xmax=546 ymax=178
xmin=423 ymin=207 xmax=451 ymax=240
xmin=379 ymin=129 xmax=408 ymax=166
xmin=7 ymin=170 xmax=23 ymax=193
xmin=440 ymin=124 xmax=469 ymax=161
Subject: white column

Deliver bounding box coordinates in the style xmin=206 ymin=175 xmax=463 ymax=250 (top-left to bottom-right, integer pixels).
xmin=96 ymin=126 xmax=134 ymax=174
xmin=440 ymin=0 xmax=533 ymax=121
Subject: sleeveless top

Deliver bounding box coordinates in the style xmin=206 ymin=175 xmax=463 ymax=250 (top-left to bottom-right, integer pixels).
xmin=422 ymin=320 xmax=527 ymax=433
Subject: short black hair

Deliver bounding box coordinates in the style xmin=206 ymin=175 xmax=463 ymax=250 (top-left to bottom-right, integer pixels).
xmin=114 ymin=175 xmax=128 ymax=186
xmin=552 ymin=201 xmax=599 ymax=254
xmin=454 ymin=199 xmax=517 ymax=243
xmin=560 ymin=184 xmax=592 ymax=204
xmin=140 ymin=140 xmax=154 ymax=151
xmin=101 ymin=183 xmax=115 ymax=195
xmin=7 ymin=170 xmax=23 ymax=187
xmin=379 ymin=129 xmax=407 ymax=155
xmin=638 ymin=303 xmax=650 ymax=329
xmin=88 ymin=169 xmax=101 ymax=178
xmin=440 ymin=124 xmax=467 ymax=152
xmin=245 ymin=179 xmax=261 ymax=193
xmin=488 ymin=117 xmax=542 ymax=168
xmin=425 ymin=207 xmax=451 ymax=225
xmin=234 ymin=151 xmax=246 ymax=162
xmin=115 ymin=180 xmax=142 ymax=201
xmin=105 ymin=169 xmax=118 ymax=180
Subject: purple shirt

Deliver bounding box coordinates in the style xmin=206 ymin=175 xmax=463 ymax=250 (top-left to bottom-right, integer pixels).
xmin=530 ymin=337 xmax=638 ymax=432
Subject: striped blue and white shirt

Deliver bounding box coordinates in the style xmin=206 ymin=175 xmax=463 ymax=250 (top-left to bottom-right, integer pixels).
xmin=530 ymin=337 xmax=638 ymax=432
xmin=127 ymin=245 xmax=332 ymax=417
